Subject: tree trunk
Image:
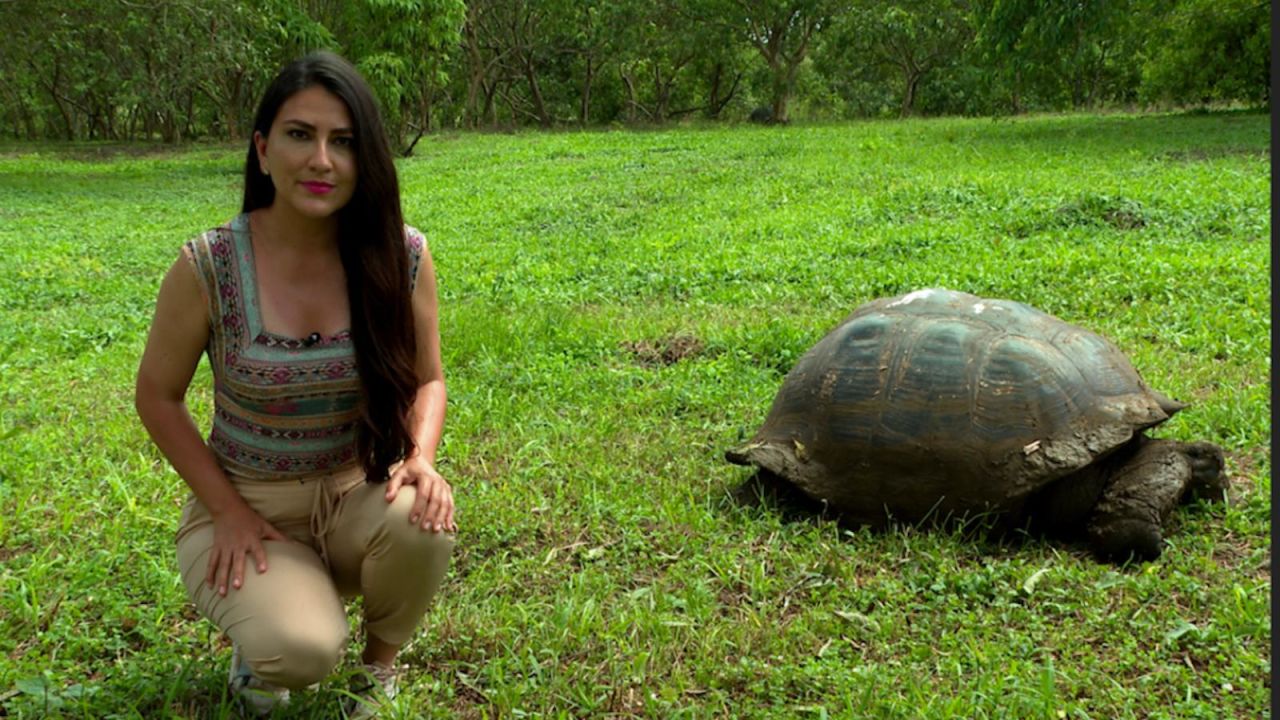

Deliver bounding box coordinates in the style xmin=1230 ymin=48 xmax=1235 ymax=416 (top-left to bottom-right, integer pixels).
xmin=183 ymin=91 xmax=196 ymax=141
xmin=403 ymin=98 xmax=429 ymax=157
xmin=16 ymin=97 xmax=36 ymax=140
xmin=1010 ymin=66 xmax=1022 ymax=114
xmin=620 ymin=66 xmax=639 ymax=122
xmin=463 ymin=14 xmax=487 ymax=129
xmin=1 ymin=84 xmax=32 ymax=139
xmin=770 ymin=97 xmax=787 ymax=123
xmin=107 ymin=97 xmax=119 ymax=140
xmin=39 ymin=60 xmax=76 ymax=140
xmin=579 ymin=56 xmax=593 ymax=125
xmin=706 ymin=64 xmax=740 ymax=119
xmin=466 ymin=65 xmax=483 ymax=128
xmin=523 ymin=58 xmax=551 ymax=127
xmin=225 ymin=70 xmax=244 ymax=140
xmin=770 ymin=60 xmax=791 ymax=123
xmin=653 ymin=65 xmax=669 ymax=123
xmin=767 ymin=51 xmax=803 ymax=123
xmin=161 ymin=105 xmax=177 ymax=143
xmin=1070 ymin=15 xmax=1085 ymax=109
xmin=502 ymin=85 xmax=519 ymax=123
xmin=1089 ymin=44 xmax=1110 ymax=107
xmin=707 ymin=63 xmax=723 ymax=119
xmin=483 ymin=80 xmax=498 ymax=127
xmin=901 ymin=70 xmax=920 ymax=117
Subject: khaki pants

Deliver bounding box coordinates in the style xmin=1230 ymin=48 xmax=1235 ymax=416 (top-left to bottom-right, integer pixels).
xmin=175 ymin=466 xmax=455 ymax=690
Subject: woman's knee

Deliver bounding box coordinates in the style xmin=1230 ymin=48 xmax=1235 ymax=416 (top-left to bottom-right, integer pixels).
xmin=382 ymin=491 xmax=458 ymax=555
xmin=241 ymin=620 xmax=348 ymax=689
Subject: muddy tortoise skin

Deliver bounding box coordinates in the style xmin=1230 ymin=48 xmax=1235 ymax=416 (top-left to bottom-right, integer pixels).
xmin=726 ymin=288 xmax=1226 ymax=562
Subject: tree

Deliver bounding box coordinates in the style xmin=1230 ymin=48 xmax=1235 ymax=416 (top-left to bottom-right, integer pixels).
xmin=0 ymin=0 xmax=1267 ymax=137
xmin=1139 ymin=0 xmax=1269 ymax=106
xmin=973 ymin=0 xmax=1138 ymax=112
xmin=834 ymin=0 xmax=972 ymax=117
xmin=315 ymin=0 xmax=464 ymax=151
xmin=682 ymin=0 xmax=844 ymax=122
xmin=458 ymin=0 xmax=510 ymax=127
xmin=611 ymin=4 xmax=700 ymax=122
xmin=492 ymin=0 xmax=557 ymax=127
xmin=553 ymin=0 xmax=613 ymax=124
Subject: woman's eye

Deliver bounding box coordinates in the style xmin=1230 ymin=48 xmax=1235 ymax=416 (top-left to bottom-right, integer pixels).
xmin=333 ymin=136 xmax=353 ymax=147
xmin=287 ymin=129 xmax=308 ymax=140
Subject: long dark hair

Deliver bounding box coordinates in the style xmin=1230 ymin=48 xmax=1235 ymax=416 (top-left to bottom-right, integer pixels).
xmin=244 ymin=51 xmax=418 ymax=483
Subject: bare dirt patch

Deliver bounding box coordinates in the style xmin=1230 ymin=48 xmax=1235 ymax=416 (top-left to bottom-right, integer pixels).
xmin=0 ymin=544 xmax=32 ymax=563
xmin=622 ymin=334 xmax=705 ymax=367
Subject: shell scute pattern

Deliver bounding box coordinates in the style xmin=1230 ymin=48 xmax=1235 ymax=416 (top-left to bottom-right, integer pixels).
xmin=728 ymin=288 xmax=1177 ymax=525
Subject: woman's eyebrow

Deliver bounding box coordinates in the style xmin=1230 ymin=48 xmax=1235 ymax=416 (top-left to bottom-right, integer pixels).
xmin=281 ymin=119 xmax=354 ymax=134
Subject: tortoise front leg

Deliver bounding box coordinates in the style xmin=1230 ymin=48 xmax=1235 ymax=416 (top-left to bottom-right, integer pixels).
xmin=1086 ymin=439 xmax=1198 ymax=563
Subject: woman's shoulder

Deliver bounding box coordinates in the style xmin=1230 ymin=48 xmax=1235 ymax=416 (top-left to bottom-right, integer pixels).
xmin=183 ymin=215 xmax=243 ymax=258
xmin=402 ymin=223 xmax=426 ymax=252
xmin=174 ymin=216 xmax=242 ymax=315
xmin=403 ymin=223 xmax=426 ymax=289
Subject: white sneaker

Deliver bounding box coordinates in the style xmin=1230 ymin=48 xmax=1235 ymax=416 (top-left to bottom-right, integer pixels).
xmin=228 ymin=643 xmax=290 ymax=715
xmin=344 ymin=661 xmax=398 ymax=719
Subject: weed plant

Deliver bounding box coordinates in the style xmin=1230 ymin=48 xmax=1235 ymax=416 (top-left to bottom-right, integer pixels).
xmin=0 ymin=111 xmax=1270 ymax=718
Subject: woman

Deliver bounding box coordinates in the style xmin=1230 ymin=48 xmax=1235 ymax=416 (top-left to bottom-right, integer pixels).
xmin=135 ymin=52 xmax=455 ymax=716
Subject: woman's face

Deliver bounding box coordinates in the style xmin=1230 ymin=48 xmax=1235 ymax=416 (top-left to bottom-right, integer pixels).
xmin=254 ymin=85 xmax=357 ymax=221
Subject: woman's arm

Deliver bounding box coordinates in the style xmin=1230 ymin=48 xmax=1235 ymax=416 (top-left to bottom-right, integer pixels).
xmin=384 ymin=241 xmax=456 ymax=533
xmin=135 ymin=253 xmax=287 ymax=595
xmin=406 ymin=243 xmax=447 ymax=465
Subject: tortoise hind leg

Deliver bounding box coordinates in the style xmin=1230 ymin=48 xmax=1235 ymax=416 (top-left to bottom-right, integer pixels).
xmin=1020 ymin=463 xmax=1109 ymax=540
xmin=1086 ymin=439 xmax=1207 ymax=563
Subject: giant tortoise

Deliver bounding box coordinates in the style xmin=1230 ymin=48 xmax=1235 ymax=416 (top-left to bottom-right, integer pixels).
xmin=726 ymin=288 xmax=1227 ymax=562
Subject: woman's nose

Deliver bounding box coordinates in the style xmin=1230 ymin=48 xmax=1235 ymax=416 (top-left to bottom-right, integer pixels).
xmin=309 ymin=141 xmax=333 ymax=170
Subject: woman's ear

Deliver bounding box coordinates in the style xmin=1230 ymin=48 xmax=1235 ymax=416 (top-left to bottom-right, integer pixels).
xmin=253 ymin=130 xmax=269 ymax=175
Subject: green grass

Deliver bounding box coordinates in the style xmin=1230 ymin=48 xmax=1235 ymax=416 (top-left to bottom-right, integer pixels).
xmin=0 ymin=111 xmax=1270 ymax=718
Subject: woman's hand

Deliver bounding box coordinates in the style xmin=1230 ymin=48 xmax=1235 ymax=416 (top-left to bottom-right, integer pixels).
xmin=206 ymin=503 xmax=290 ymax=596
xmin=385 ymin=455 xmax=456 ymax=533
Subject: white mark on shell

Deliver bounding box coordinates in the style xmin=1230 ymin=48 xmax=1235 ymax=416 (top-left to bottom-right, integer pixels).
xmin=886 ymin=288 xmax=936 ymax=308
xmin=973 ymin=302 xmax=987 ymax=314
xmin=818 ymin=369 xmax=838 ymax=403
xmin=1023 ymin=440 xmax=1042 ymax=455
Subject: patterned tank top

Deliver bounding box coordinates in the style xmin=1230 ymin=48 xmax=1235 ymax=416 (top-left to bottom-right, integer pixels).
xmin=183 ymin=213 xmax=425 ymax=479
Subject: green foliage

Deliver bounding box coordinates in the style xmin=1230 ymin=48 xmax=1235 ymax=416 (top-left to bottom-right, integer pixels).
xmin=820 ymin=0 xmax=973 ymax=117
xmin=1139 ymin=0 xmax=1270 ymax=106
xmin=693 ymin=0 xmax=843 ymax=121
xmin=0 ymin=113 xmax=1270 ymax=718
xmin=970 ymin=0 xmax=1144 ymax=112
xmin=0 ymin=0 xmax=462 ymax=145
xmin=334 ymin=0 xmax=466 ymax=144
xmin=0 ymin=0 xmax=1269 ymax=136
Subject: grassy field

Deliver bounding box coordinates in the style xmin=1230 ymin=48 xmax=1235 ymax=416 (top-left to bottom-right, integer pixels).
xmin=0 ymin=111 xmax=1270 ymax=718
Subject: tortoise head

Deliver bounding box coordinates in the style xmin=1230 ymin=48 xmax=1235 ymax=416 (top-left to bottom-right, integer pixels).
xmin=1180 ymin=441 xmax=1228 ymax=502
xmin=1148 ymin=388 xmax=1188 ymax=418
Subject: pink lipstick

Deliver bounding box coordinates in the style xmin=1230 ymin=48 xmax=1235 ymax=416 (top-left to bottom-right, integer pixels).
xmin=302 ymin=181 xmax=334 ymax=194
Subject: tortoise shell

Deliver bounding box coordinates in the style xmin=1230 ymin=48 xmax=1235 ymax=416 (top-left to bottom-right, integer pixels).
xmin=726 ymin=288 xmax=1183 ymax=525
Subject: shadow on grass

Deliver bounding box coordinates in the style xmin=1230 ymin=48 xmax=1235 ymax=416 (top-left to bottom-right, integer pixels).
xmin=725 ymin=469 xmax=1110 ymax=563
